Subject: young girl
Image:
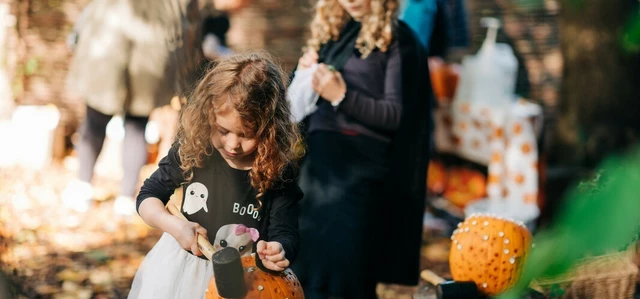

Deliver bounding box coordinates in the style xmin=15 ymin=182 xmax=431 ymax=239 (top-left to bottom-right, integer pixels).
xmin=291 ymin=0 xmax=433 ymax=298
xmin=128 ymin=51 xmax=303 ymax=299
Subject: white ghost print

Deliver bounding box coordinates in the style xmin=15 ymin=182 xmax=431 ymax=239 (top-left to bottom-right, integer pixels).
xmin=183 ymin=182 xmax=209 ymax=215
xmin=213 ymin=224 xmax=259 ymax=257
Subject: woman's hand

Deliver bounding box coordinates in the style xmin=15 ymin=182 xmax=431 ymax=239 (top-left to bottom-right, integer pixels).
xmin=312 ymin=64 xmax=347 ymax=103
xmin=171 ymin=219 xmax=208 ymax=257
xmin=296 ymin=50 xmax=319 ymax=71
xmin=257 ymin=240 xmax=290 ymax=271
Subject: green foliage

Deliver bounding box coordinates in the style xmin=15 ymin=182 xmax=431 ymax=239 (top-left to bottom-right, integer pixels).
xmin=497 ymin=146 xmax=640 ymax=299
xmin=513 ymin=0 xmax=545 ymax=10
xmin=622 ymin=14 xmax=640 ymax=53
xmin=566 ymin=0 xmax=586 ymax=10
xmin=548 ymin=284 xmax=566 ymax=298
xmin=24 ymin=58 xmax=39 ymax=76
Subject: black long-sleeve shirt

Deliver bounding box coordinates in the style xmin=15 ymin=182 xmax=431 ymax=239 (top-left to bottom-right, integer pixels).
xmin=308 ymin=39 xmax=403 ymax=142
xmin=137 ymin=144 xmax=302 ymax=263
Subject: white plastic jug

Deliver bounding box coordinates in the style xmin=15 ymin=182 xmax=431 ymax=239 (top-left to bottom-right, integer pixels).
xmin=453 ymin=18 xmax=518 ymax=107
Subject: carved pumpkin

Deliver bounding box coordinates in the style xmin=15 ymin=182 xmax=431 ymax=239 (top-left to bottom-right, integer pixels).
xmin=205 ymin=254 xmax=305 ymax=299
xmin=449 ymin=214 xmax=532 ymax=296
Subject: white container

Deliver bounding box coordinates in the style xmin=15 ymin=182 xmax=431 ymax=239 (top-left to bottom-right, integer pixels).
xmin=453 ymin=17 xmax=519 ymax=108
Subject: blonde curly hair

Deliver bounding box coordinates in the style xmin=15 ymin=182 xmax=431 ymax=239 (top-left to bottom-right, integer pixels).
xmin=305 ymin=0 xmax=399 ymax=58
xmin=176 ymin=51 xmax=302 ymax=207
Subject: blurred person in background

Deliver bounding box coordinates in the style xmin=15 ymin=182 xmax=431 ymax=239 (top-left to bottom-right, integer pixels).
xmin=201 ymin=12 xmax=233 ymax=61
xmin=289 ymin=0 xmax=434 ymax=297
xmin=65 ymin=1 xmax=93 ymax=53
xmin=399 ymin=0 xmax=470 ymax=57
xmin=399 ymin=0 xmax=439 ymax=51
xmin=62 ymin=0 xmax=206 ymax=216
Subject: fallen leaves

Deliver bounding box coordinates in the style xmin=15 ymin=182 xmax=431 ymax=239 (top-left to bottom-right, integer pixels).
xmin=0 ymin=162 xmax=161 ymax=298
xmin=0 ymin=159 xmax=454 ymax=298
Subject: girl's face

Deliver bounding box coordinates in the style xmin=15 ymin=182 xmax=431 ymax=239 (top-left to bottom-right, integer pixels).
xmin=337 ymin=0 xmax=372 ymax=20
xmin=211 ymin=106 xmax=258 ymax=165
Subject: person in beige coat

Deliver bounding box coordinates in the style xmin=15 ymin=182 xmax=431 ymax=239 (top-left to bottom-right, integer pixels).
xmin=63 ymin=0 xmax=206 ymax=215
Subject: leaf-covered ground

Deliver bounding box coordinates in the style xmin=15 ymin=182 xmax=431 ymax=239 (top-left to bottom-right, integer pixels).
xmin=0 ymin=159 xmax=452 ymax=299
xmin=0 ymin=162 xmax=163 ymax=298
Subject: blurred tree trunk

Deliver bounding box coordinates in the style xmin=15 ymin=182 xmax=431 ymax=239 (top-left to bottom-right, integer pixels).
xmin=540 ymin=0 xmax=640 ymax=227
xmin=549 ymin=0 xmax=640 ymax=168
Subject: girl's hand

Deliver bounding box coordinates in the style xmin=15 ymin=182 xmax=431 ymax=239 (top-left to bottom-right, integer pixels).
xmin=312 ymin=64 xmax=347 ymax=103
xmin=296 ymin=50 xmax=319 ymax=71
xmin=171 ymin=219 xmax=208 ymax=257
xmin=257 ymin=240 xmax=289 ymax=271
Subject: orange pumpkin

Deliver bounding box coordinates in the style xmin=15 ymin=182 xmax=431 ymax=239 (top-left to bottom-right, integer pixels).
xmin=427 ymin=160 xmax=448 ymax=194
xmin=449 ymin=214 xmax=532 ymax=296
xmin=429 ymin=58 xmax=448 ymax=102
xmin=443 ymin=168 xmax=487 ymax=208
xmin=205 ymin=254 xmax=305 ymax=299
xmin=444 ymin=64 xmax=460 ymax=99
xmin=428 ymin=58 xmax=461 ymax=103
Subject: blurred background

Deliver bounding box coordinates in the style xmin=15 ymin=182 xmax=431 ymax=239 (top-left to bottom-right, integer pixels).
xmin=0 ymin=0 xmax=639 ymax=298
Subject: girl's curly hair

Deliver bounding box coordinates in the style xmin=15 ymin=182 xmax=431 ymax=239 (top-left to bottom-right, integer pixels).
xmin=305 ymin=0 xmax=398 ymax=58
xmin=176 ymin=50 xmax=302 ymax=207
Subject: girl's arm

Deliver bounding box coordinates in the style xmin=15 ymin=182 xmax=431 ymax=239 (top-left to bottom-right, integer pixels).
xmin=266 ymin=178 xmax=304 ymax=264
xmin=138 ymin=197 xmax=208 ymax=256
xmin=138 ymin=197 xmax=184 ymax=234
xmin=136 ymin=143 xmax=185 ymax=212
xmin=135 ymin=144 xmax=208 ymax=256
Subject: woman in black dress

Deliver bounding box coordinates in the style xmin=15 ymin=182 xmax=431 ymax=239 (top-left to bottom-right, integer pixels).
xmin=291 ymin=0 xmax=434 ymax=298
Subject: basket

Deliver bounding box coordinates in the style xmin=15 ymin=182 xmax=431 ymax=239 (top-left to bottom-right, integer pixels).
xmin=530 ymin=252 xmax=638 ymax=299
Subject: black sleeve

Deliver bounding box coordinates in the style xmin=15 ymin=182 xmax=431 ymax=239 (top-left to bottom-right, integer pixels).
xmin=338 ymin=41 xmax=403 ymax=131
xmin=136 ymin=144 xmax=186 ymax=213
xmin=266 ymin=174 xmax=303 ymax=264
xmin=428 ymin=0 xmax=450 ymax=58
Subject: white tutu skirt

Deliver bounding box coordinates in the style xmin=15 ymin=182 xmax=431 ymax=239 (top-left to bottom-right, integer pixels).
xmin=128 ymin=233 xmax=213 ymax=299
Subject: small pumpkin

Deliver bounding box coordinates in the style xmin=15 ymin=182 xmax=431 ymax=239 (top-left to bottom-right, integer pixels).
xmin=205 ymin=254 xmax=305 ymax=299
xmin=427 ymin=160 xmax=448 ymax=194
xmin=429 ymin=58 xmax=448 ymax=101
xmin=428 ymin=58 xmax=460 ymax=103
xmin=443 ymin=168 xmax=487 ymax=208
xmin=449 ymin=214 xmax=532 ymax=296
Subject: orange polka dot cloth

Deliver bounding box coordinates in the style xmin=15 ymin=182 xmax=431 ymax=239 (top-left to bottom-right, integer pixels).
xmin=434 ymin=99 xmax=542 ymax=215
